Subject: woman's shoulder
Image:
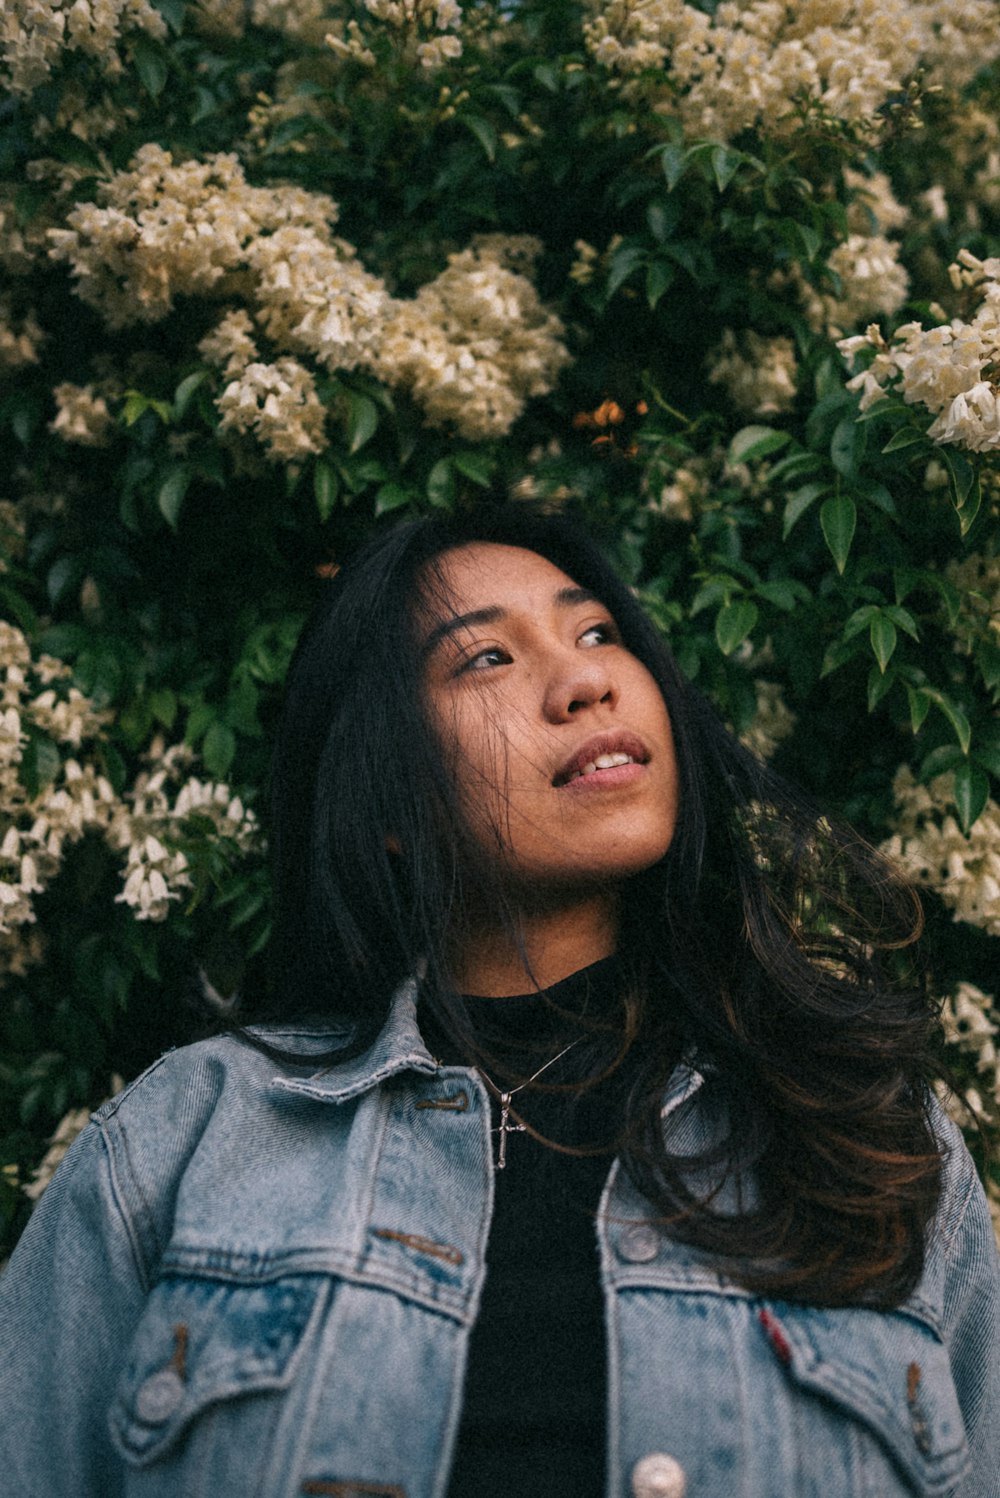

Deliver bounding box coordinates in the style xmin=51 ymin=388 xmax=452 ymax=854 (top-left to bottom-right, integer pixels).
xmin=96 ymin=1021 xmax=357 ymax=1124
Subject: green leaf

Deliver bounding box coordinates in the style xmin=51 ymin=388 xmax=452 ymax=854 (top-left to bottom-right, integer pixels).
xmin=795 ymin=223 xmax=821 ymax=262
xmin=883 ymin=605 xmax=919 ymax=641
xmin=715 ymin=599 xmax=758 ymax=656
xmin=783 ymin=482 xmax=828 ymax=538
xmin=755 ymin=580 xmax=801 ymax=612
xmin=123 ymin=390 xmax=172 ymax=427
xmin=645 ymin=258 xmax=674 ymax=310
xmin=46 ymin=555 xmax=80 ymax=607
xmin=922 ymin=689 xmax=971 ymax=756
xmin=972 ymin=743 xmax=1000 ymax=778
xmin=940 ymin=444 xmax=975 ymax=508
xmin=451 ymin=450 xmax=493 ymax=486
xmin=660 ymin=143 xmax=687 ymax=191
xmin=427 ymin=459 xmax=455 ymax=509
xmin=820 ymin=495 xmax=856 ymax=574
xmin=606 ymin=245 xmax=645 ymax=300
xmin=345 ymin=393 xmax=378 ymax=454
xmin=132 ymin=35 xmax=169 ymax=97
xmin=158 ymin=466 xmax=190 ymax=529
xmin=869 ymin=613 xmax=897 ymax=673
xmin=881 ymin=427 xmax=926 ymax=454
xmin=149 ymin=688 xmax=177 ymax=730
xmin=727 ymin=425 xmax=791 ymax=466
xmin=314 ymin=460 xmax=339 ymax=522
xmin=711 ymin=146 xmax=741 ymax=192
xmin=867 ymin=663 xmax=896 ymax=712
xmin=953 ymin=762 xmax=990 ymax=835
xmin=173 ymin=370 xmax=209 ymax=420
xmin=151 ymin=0 xmax=186 ymax=31
xmin=957 ymin=474 xmax=983 ymax=535
xmin=844 ymin=604 xmax=880 ymax=640
xmin=185 ymin=701 xmax=216 ymax=746
xmin=375 ymin=482 xmax=411 ymax=516
xmin=919 ymin=743 xmax=965 ymax=780
xmin=462 ymin=115 xmax=498 ymax=163
xmin=829 ymin=416 xmax=861 ymax=477
xmin=203 ymin=721 xmax=236 ymax=779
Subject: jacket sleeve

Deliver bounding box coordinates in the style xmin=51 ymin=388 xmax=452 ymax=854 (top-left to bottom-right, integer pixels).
xmin=0 ymin=1119 xmax=147 ymax=1498
xmin=937 ymin=1123 xmax=1000 ymax=1498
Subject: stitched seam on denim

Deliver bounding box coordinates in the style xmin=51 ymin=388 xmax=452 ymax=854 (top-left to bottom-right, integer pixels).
xmin=95 ymin=1052 xmax=172 ymax=1121
xmin=96 ymin=1118 xmax=156 ymax=1295
xmin=157 ymin=1250 xmax=474 ymax=1323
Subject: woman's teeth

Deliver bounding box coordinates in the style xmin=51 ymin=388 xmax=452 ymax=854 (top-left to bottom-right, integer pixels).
xmin=567 ymin=753 xmax=635 ymax=783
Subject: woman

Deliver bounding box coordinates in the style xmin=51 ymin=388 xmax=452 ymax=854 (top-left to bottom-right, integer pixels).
xmin=1 ymin=504 xmax=998 ymax=1498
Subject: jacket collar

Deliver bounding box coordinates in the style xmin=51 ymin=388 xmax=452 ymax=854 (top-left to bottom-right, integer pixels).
xmin=265 ymin=975 xmax=707 ymax=1111
xmin=266 ymin=977 xmax=439 ymax=1105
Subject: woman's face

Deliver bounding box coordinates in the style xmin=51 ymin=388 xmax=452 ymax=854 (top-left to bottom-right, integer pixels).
xmin=421 ymin=543 xmax=679 ymax=898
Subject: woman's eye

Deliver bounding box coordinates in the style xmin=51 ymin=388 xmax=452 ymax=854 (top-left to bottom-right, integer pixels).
xmin=579 ymin=621 xmax=618 ymax=647
xmin=458 ymin=646 xmax=511 ymax=674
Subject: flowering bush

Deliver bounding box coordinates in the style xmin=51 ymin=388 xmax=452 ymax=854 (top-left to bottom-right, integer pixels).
xmin=3 ymin=0 xmax=1000 ymax=1247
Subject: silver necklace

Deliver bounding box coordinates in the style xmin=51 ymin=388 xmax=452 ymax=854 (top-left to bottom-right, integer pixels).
xmin=478 ymin=1040 xmax=580 ymax=1170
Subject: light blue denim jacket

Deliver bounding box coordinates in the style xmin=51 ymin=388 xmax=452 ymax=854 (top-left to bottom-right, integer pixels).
xmin=2 ymin=977 xmax=999 ymax=1498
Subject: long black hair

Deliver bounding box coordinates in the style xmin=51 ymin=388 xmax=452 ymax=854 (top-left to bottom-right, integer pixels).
xmin=253 ymin=502 xmax=942 ymax=1308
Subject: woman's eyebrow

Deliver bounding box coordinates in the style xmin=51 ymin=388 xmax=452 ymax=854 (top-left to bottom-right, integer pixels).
xmin=422 ymin=586 xmax=600 ymax=658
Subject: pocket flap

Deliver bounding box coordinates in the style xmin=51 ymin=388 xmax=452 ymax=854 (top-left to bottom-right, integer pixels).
xmin=758 ymin=1301 xmax=969 ymax=1495
xmin=110 ymin=1274 xmax=320 ymax=1465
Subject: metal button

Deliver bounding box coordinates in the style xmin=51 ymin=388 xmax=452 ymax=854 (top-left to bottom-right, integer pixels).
xmin=619 ymin=1223 xmax=660 ymax=1262
xmin=631 ymin=1452 xmax=687 ymax=1498
xmin=135 ymin=1369 xmax=184 ymax=1424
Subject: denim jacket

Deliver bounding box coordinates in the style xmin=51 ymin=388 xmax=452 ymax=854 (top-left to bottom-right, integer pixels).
xmin=2 ymin=977 xmax=999 ymax=1498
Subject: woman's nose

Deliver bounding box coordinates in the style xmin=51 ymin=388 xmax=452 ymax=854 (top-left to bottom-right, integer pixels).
xmin=542 ymin=652 xmax=616 ymax=721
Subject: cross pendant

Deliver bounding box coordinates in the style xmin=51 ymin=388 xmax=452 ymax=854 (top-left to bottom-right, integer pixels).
xmin=494 ymin=1092 xmax=526 ymax=1170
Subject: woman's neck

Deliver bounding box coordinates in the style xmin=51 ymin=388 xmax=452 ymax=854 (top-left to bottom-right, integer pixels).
xmin=447 ymin=890 xmax=618 ymax=997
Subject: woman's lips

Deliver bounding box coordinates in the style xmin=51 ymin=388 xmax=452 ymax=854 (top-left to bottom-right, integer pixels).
xmin=552 ymin=731 xmax=650 ymax=787
xmin=556 ymin=760 xmax=646 ymax=792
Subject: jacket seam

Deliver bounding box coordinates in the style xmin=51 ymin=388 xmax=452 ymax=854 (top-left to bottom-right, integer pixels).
xmin=94 ymin=1117 xmax=156 ymax=1296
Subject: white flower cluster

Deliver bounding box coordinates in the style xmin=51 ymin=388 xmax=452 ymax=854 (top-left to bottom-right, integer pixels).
xmin=216 ymin=358 xmax=329 ymax=462
xmin=51 ymin=150 xmax=568 ymax=447
xmin=48 ymin=146 xmax=342 ymax=328
xmin=49 ymin=382 xmax=114 ymax=447
xmin=325 ymin=0 xmax=463 ymax=69
xmin=646 ymin=458 xmax=708 ymax=521
xmin=0 ymin=621 xmax=116 ymax=976
xmin=741 ymin=679 xmax=797 ymax=761
xmin=822 ymin=233 xmax=909 ymax=336
xmin=0 ymin=625 xmax=259 ymax=972
xmin=1 ymin=0 xmax=167 ymax=95
xmin=839 ymin=250 xmax=1000 ymax=452
xmin=944 ymin=551 xmax=1000 ymax=657
xmin=882 ymin=766 xmax=1000 ymax=935
xmin=583 ymin=0 xmax=1000 ymax=140
xmin=107 ymin=740 xmax=259 ymax=922
xmin=706 ymin=329 xmax=798 ymax=416
xmin=372 ymin=237 xmax=570 ymax=439
xmin=937 ymin=981 xmax=1000 ymax=1132
xmin=844 ymin=169 xmax=910 ymax=237
xmin=246 ymin=225 xmax=389 ymax=373
xmin=0 ymin=300 xmax=43 ymax=369
xmin=252 ymin=0 xmax=332 ymax=46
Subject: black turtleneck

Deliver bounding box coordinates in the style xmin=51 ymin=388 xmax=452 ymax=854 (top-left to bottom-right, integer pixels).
xmin=419 ymin=957 xmax=629 ymax=1498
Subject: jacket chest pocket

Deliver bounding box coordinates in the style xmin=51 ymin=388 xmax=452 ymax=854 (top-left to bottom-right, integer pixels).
xmin=761 ymin=1300 xmax=969 ymax=1497
xmin=109 ymin=1272 xmax=325 ymax=1496
xmin=611 ymin=1282 xmax=970 ymax=1498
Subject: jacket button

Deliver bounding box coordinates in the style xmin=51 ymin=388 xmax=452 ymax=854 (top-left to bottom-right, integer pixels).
xmin=619 ymin=1223 xmax=660 ymax=1262
xmin=631 ymin=1453 xmax=686 ymax=1498
xmin=135 ymin=1369 xmax=185 ymax=1424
